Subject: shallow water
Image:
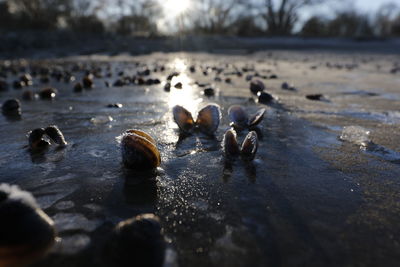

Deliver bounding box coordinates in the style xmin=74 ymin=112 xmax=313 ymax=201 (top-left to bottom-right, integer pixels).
xmin=1 ymin=52 xmax=400 ymax=266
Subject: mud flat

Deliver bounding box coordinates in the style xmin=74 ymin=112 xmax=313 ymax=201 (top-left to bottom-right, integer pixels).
xmin=1 ymin=51 xmax=400 ymax=266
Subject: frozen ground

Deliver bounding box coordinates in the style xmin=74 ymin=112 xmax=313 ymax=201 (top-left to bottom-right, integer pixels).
xmin=0 ymin=50 xmax=400 ymax=266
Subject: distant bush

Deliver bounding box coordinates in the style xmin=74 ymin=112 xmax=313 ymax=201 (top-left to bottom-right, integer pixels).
xmin=67 ymin=15 xmax=105 ymax=34
xmin=301 ymin=17 xmax=327 ymax=37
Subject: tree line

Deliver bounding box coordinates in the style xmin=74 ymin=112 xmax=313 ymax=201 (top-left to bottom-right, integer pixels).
xmin=0 ymin=0 xmax=399 ymax=38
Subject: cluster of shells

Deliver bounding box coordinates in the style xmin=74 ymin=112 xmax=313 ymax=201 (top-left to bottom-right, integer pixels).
xmin=0 ymin=59 xmax=275 ymax=267
xmin=119 ymin=103 xmax=265 ymax=171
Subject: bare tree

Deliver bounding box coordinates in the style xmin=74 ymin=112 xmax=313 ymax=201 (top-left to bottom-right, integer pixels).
xmin=258 ymin=0 xmax=330 ymax=35
xmin=374 ymin=3 xmax=399 ymax=37
xmin=5 ymin=0 xmax=73 ymax=29
xmin=189 ymin=0 xmax=244 ymax=34
xmin=114 ymin=0 xmax=160 ymax=36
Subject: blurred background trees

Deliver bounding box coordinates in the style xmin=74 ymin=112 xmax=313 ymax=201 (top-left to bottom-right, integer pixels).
xmin=0 ymin=0 xmax=399 ymax=38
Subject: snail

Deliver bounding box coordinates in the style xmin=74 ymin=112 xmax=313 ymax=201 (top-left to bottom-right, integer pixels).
xmin=0 ymin=184 xmax=56 ymax=267
xmin=119 ymin=130 xmax=161 ymax=171
xmin=172 ymin=104 xmax=221 ymax=136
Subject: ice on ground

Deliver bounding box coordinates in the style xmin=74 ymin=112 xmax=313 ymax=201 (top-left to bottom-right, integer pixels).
xmin=35 ymin=185 xmax=79 ymax=209
xmin=54 ymin=201 xmax=75 ymax=210
xmin=340 ymin=126 xmax=371 ymax=146
xmin=56 ymin=234 xmax=91 ymax=255
xmin=163 ymin=248 xmax=179 ymax=267
xmin=90 ymin=115 xmax=113 ymax=124
xmin=53 ymin=212 xmax=102 ymax=232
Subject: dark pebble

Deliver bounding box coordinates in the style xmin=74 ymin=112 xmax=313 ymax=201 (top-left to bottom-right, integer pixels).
xmin=250 ymin=79 xmax=265 ymax=95
xmin=13 ymin=80 xmax=25 ymax=89
xmin=2 ymin=99 xmax=21 ymax=113
xmin=74 ymin=82 xmax=83 ymax=92
xmin=306 ymin=94 xmax=324 ymax=101
xmin=174 ymin=82 xmax=183 ymax=89
xmin=257 ymin=91 xmax=274 ymax=104
xmin=83 ymin=75 xmax=94 ymax=88
xmin=204 ymin=87 xmax=215 ymax=96
xmin=164 ymin=82 xmax=171 ymax=92
xmin=114 ymin=79 xmax=125 ymax=87
xmin=39 ymin=87 xmax=57 ymax=99
xmin=167 ymin=72 xmax=179 ymax=81
xmin=107 ymin=103 xmax=123 ymax=108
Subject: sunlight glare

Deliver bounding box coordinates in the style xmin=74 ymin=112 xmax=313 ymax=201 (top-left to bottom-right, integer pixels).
xmin=161 ymin=0 xmax=191 ymax=19
xmin=167 ymin=58 xmax=202 ymax=113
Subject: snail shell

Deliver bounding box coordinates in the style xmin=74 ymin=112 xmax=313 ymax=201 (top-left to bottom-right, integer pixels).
xmin=0 ymin=184 xmax=56 ymax=267
xmin=120 ymin=130 xmax=161 ymax=170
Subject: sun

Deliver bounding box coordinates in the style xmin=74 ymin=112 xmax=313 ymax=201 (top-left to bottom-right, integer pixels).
xmin=161 ymin=0 xmax=191 ymax=19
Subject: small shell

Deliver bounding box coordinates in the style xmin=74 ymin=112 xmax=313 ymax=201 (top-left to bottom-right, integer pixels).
xmin=2 ymin=99 xmax=21 ymax=115
xmin=241 ymin=131 xmax=258 ymax=161
xmin=172 ymin=105 xmax=195 ymax=134
xmin=39 ymin=87 xmax=57 ymax=99
xmin=120 ymin=130 xmax=161 ymax=170
xmin=45 ymin=125 xmax=67 ymax=147
xmin=248 ymin=108 xmax=266 ymax=128
xmin=28 ymin=128 xmax=47 ymax=150
xmin=223 ymin=129 xmax=240 ymax=157
xmin=196 ymin=104 xmax=221 ymax=135
xmin=228 ymin=105 xmax=249 ymax=130
xmin=0 ymin=184 xmax=56 ymax=267
xmin=105 ymin=213 xmax=165 ymax=267
xmin=250 ymin=79 xmax=265 ymax=95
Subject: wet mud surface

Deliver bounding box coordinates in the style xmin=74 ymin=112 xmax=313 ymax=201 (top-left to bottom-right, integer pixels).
xmin=1 ymin=51 xmax=400 ymax=266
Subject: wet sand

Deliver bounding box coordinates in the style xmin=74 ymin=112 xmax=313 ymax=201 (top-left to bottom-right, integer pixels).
xmin=1 ymin=51 xmax=400 ymax=266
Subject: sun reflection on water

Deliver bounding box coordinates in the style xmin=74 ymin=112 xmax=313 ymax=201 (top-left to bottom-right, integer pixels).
xmin=167 ymin=58 xmax=202 ymax=115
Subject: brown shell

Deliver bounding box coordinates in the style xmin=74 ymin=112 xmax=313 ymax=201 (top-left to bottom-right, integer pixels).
xmin=104 ymin=213 xmax=166 ymax=267
xmin=241 ymin=131 xmax=258 ymax=161
xmin=248 ymin=108 xmax=266 ymax=128
xmin=228 ymin=105 xmax=249 ymax=130
xmin=196 ymin=104 xmax=221 ymax=135
xmin=45 ymin=125 xmax=67 ymax=146
xmin=121 ymin=130 xmax=161 ymax=170
xmin=172 ymin=105 xmax=195 ymax=134
xmin=0 ymin=185 xmax=56 ymax=267
xmin=223 ymin=129 xmax=240 ymax=157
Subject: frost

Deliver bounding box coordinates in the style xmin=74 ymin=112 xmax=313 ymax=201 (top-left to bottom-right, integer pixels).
xmin=90 ymin=115 xmax=113 ymax=124
xmin=340 ymin=126 xmax=371 ymax=146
